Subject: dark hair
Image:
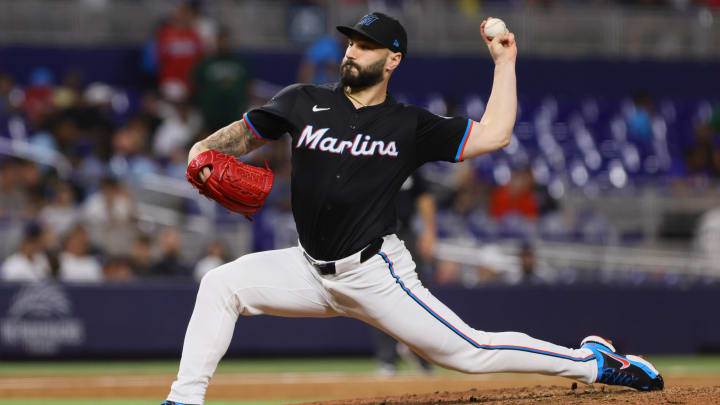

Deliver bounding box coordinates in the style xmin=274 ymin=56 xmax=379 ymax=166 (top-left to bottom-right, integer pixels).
xmin=104 ymin=255 xmax=131 ymax=267
xmin=22 ymin=222 xmax=43 ymax=242
xmin=135 ymin=233 xmax=153 ymax=246
xmin=100 ymin=175 xmax=119 ymax=188
xmin=187 ymin=0 xmax=202 ymax=13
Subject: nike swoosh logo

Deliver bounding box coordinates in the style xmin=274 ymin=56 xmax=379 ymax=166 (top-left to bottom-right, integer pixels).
xmin=604 ymin=351 xmax=631 ymax=369
xmin=312 ymin=105 xmax=330 ymax=112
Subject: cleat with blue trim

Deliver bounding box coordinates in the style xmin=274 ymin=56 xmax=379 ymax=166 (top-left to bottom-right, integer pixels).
xmin=581 ymin=335 xmax=664 ymax=391
xmin=161 ymin=401 xmax=198 ymax=405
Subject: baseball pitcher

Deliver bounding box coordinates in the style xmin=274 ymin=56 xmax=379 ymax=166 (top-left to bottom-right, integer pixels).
xmin=162 ymin=13 xmax=662 ymax=405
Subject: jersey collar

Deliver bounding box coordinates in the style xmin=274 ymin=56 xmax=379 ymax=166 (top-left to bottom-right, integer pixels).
xmin=334 ymin=82 xmax=397 ymax=111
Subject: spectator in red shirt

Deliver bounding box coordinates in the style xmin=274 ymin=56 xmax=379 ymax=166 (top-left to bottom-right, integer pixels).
xmin=156 ymin=2 xmax=204 ymax=94
xmin=490 ymin=168 xmax=538 ymax=221
xmin=698 ymin=0 xmax=720 ymax=9
xmin=23 ymin=67 xmax=56 ymax=127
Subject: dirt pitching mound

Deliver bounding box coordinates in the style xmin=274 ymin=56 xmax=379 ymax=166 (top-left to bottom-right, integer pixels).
xmin=301 ymin=384 xmax=720 ymax=405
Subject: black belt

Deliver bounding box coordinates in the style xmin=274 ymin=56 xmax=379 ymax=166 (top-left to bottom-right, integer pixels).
xmin=303 ymin=237 xmax=384 ymax=275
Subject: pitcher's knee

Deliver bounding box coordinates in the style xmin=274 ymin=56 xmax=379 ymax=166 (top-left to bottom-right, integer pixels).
xmin=198 ymin=265 xmax=227 ymax=290
xmin=198 ymin=260 xmax=259 ymax=313
xmin=427 ymin=349 xmax=488 ymax=374
xmin=197 ymin=263 xmax=241 ymax=303
xmin=441 ymin=359 xmax=479 ymax=374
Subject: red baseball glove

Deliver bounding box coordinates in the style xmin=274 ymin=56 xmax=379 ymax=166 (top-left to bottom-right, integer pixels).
xmin=186 ymin=150 xmax=274 ymax=219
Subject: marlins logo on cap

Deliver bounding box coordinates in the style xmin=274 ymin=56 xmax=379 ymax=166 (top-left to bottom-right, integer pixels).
xmin=337 ymin=12 xmax=408 ymax=56
xmin=358 ymin=14 xmax=380 ymax=26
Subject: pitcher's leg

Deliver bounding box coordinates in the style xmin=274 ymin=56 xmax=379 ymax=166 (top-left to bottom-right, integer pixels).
xmin=366 ymin=249 xmax=597 ymax=384
xmin=370 ymin=327 xmax=398 ymax=373
xmin=168 ymin=247 xmax=334 ymax=404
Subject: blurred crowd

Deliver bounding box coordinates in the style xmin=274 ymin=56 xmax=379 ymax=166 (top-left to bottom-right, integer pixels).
xmin=2 ymin=0 xmax=720 ymax=287
xmin=514 ymin=0 xmax=720 ymax=9
xmin=0 ymin=1 xmax=253 ymax=284
xmin=62 ymin=0 xmax=720 ymax=11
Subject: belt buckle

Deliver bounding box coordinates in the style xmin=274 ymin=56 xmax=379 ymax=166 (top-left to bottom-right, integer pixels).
xmin=315 ymin=262 xmax=335 ymax=275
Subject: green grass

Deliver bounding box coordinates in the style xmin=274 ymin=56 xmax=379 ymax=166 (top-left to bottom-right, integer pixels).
xmin=647 ymin=355 xmax=720 ymax=375
xmin=2 ymin=355 xmax=718 ymax=377
xmin=0 ymin=357 xmax=382 ymax=376
xmin=0 ymin=357 xmax=439 ymax=377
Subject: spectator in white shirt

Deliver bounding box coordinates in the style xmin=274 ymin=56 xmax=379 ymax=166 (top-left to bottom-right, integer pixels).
xmin=82 ymin=176 xmax=137 ymax=255
xmin=58 ymin=225 xmax=102 ymax=283
xmin=39 ymin=181 xmax=80 ymax=236
xmin=1 ymin=223 xmax=51 ymax=282
xmin=83 ymin=177 xmax=135 ymax=226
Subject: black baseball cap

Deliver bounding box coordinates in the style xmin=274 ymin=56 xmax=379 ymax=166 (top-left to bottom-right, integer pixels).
xmin=337 ymin=12 xmax=408 ymax=56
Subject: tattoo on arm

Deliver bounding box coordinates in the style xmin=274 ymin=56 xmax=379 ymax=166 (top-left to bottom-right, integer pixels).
xmin=200 ymin=120 xmax=265 ymax=157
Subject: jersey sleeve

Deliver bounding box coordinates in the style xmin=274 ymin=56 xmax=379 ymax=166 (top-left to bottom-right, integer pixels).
xmin=415 ymin=108 xmax=474 ymax=164
xmin=243 ymin=84 xmax=303 ymax=141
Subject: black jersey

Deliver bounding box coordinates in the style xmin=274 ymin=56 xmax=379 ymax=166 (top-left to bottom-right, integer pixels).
xmin=244 ymin=82 xmax=473 ymax=260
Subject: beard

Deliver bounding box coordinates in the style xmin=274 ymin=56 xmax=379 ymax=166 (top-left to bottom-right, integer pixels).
xmin=340 ymin=58 xmax=385 ymax=89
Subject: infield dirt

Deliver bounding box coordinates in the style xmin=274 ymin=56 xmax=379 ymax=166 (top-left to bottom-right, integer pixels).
xmin=302 ymin=384 xmax=720 ymax=405
xmin=1 ymin=373 xmax=719 ymax=404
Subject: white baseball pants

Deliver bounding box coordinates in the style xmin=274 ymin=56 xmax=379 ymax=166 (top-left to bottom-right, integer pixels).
xmin=168 ymin=234 xmax=597 ymax=404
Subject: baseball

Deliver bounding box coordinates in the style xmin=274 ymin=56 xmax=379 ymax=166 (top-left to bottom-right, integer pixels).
xmin=483 ymin=17 xmax=508 ymax=40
